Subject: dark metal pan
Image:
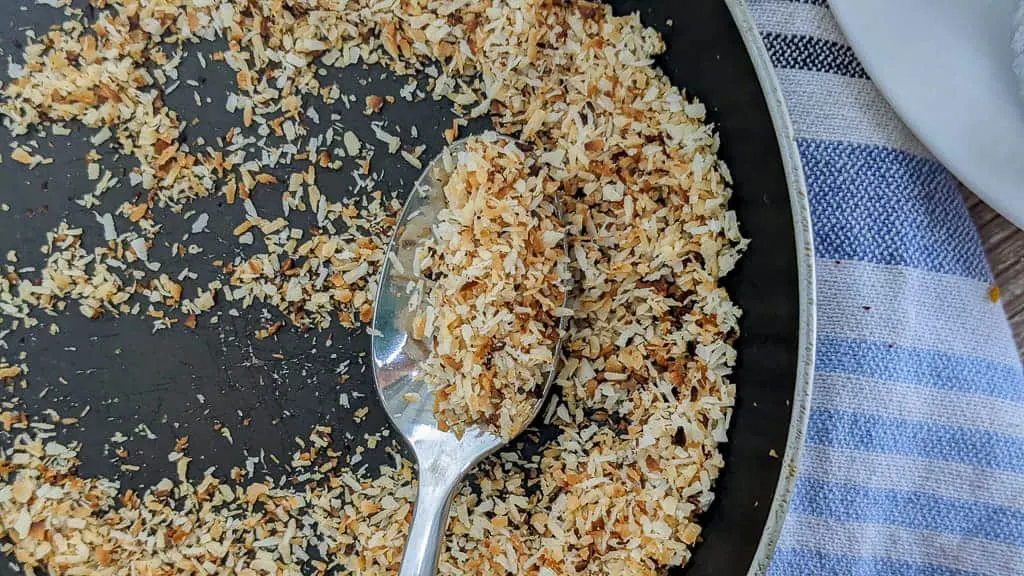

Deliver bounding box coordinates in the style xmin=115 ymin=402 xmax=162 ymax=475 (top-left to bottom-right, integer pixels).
xmin=0 ymin=1 xmax=812 ymax=574
xmin=638 ymin=2 xmax=814 ymax=574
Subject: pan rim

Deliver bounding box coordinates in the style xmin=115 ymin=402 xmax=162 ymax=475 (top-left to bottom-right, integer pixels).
xmin=720 ymin=1 xmax=817 ymax=574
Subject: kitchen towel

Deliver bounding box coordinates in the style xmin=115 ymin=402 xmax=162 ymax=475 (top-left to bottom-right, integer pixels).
xmin=747 ymin=1 xmax=1024 ymax=575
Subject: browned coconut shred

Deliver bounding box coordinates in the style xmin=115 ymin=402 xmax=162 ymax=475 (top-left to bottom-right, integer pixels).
xmin=412 ymin=134 xmax=570 ymax=439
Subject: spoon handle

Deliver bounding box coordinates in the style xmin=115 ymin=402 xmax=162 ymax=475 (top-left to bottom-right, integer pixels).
xmin=399 ymin=464 xmax=462 ymax=576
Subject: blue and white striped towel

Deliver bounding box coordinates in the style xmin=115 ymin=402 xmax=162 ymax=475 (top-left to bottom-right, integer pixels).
xmin=747 ymin=2 xmax=1024 ymax=575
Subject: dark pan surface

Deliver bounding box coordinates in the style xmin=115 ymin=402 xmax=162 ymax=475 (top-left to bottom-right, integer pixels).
xmin=617 ymin=3 xmax=802 ymax=574
xmin=0 ymin=1 xmax=802 ymax=575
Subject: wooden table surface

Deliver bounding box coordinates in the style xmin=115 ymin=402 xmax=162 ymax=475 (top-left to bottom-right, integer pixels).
xmin=963 ymin=191 xmax=1024 ymax=357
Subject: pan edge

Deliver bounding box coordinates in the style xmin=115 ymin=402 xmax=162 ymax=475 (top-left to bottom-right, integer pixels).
xmin=721 ymin=2 xmax=817 ymax=574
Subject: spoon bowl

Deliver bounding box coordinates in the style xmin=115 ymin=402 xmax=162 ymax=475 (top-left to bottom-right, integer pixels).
xmin=371 ymin=133 xmax=568 ymax=576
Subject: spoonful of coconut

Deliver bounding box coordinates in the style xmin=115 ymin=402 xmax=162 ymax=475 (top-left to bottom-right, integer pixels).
xmin=371 ymin=132 xmax=571 ymax=576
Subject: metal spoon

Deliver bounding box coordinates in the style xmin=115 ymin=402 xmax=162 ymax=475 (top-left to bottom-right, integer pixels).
xmin=371 ymin=134 xmax=568 ymax=576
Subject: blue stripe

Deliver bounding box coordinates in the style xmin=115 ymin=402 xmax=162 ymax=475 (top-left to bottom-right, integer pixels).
xmin=807 ymin=409 xmax=1024 ymax=474
xmin=817 ymin=335 xmax=1024 ymax=403
xmin=792 ymin=477 xmax=1024 ymax=547
xmin=799 ymin=139 xmax=990 ymax=280
xmin=762 ymin=33 xmax=868 ymax=78
xmin=769 ymin=548 xmax=982 ymax=576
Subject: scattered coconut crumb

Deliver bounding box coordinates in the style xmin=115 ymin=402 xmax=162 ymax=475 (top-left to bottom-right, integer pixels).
xmin=0 ymin=0 xmax=746 ymax=574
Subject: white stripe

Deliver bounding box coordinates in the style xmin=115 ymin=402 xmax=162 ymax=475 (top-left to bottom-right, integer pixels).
xmin=748 ymin=0 xmax=846 ymax=44
xmin=777 ymin=69 xmax=932 ymax=157
xmin=817 ymin=259 xmax=1019 ymax=365
xmin=813 ymin=372 xmax=1024 ymax=438
xmin=800 ymin=445 xmax=1024 ymax=513
xmin=781 ymin=514 xmax=1024 ymax=576
xmin=750 ymin=0 xmax=934 ymax=156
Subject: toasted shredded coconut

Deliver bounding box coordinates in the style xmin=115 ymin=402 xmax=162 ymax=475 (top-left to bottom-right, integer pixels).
xmin=413 ymin=134 xmax=569 ymax=439
xmin=0 ymin=0 xmax=746 ymax=574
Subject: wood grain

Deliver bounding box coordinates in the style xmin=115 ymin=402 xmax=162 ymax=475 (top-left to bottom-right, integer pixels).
xmin=962 ymin=190 xmax=1024 ymax=357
